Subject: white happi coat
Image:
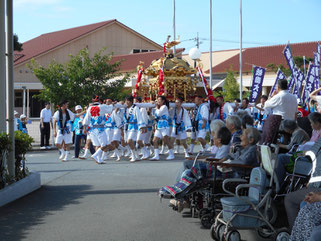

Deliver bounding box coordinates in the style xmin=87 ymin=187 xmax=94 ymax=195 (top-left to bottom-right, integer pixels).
xmin=172 ymin=107 xmax=192 ymax=134
xmin=83 ymin=104 xmax=113 ymax=133
xmin=123 ymin=104 xmax=146 ymax=132
xmin=195 ymin=103 xmax=210 ymax=131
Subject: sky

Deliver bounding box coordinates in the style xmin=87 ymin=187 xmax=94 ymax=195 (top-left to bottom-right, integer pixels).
xmin=13 ymin=0 xmax=321 ymax=53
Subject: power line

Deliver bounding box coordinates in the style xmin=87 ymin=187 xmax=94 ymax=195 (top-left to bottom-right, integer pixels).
xmin=180 ymin=36 xmax=277 ymax=46
xmin=200 ymin=37 xmax=276 ymax=46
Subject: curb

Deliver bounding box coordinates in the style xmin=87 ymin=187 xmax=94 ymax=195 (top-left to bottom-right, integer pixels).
xmin=31 ymin=146 xmax=75 ymax=152
xmin=0 ymin=172 xmax=41 ymax=207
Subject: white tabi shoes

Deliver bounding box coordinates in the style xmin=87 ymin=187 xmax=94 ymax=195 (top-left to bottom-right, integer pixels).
xmin=166 ymin=149 xmax=175 ymax=160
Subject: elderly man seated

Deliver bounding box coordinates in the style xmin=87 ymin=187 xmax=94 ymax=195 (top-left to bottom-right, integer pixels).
xmin=159 ymin=127 xmax=261 ymax=211
xmin=278 ymin=119 xmax=310 ymax=152
xmin=226 ymin=115 xmax=243 ymax=145
xmin=275 ymin=113 xmax=321 ymax=186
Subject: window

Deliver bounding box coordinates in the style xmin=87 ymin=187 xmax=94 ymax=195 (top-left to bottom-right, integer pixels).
xmin=15 ymin=91 xmax=23 ymax=107
xmin=131 ymin=49 xmax=157 ymax=54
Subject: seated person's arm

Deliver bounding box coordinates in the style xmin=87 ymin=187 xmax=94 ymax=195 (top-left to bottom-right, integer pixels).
xmin=278 ymin=143 xmax=290 ymax=150
xmin=218 ymin=157 xmax=228 ymax=163
xmin=230 ymin=146 xmax=257 ymax=166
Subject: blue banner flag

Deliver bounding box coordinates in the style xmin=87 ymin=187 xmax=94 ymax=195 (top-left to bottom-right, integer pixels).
xmin=269 ymin=68 xmax=286 ymax=97
xmin=302 ymin=63 xmax=317 ymax=104
xmin=249 ymin=66 xmax=265 ymax=103
xmin=293 ymin=67 xmax=304 ymax=98
xmin=283 ymin=44 xmax=295 ymax=74
xmin=283 ymin=43 xmax=305 ymax=98
xmin=314 ymin=43 xmax=321 ymax=65
xmin=314 ymin=60 xmax=320 ymax=92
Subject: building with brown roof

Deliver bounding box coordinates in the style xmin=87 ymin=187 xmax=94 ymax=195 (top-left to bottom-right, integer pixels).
xmin=14 ymin=19 xmax=162 ymax=117
xmin=205 ymin=41 xmax=320 ymax=95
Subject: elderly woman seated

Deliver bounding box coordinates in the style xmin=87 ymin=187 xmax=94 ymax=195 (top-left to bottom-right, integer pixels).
xmin=216 ymin=127 xmax=260 ymax=176
xmin=159 ymin=127 xmax=261 ymax=210
xmin=284 ymin=136 xmax=321 ymax=239
xmin=210 ymin=119 xmax=227 ymax=155
xmin=290 ymin=192 xmax=321 ymax=241
xmin=275 ymin=112 xmax=321 ymax=186
xmin=175 ymin=126 xmax=231 ymax=183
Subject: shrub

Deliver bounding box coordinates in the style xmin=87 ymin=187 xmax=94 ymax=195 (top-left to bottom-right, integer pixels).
xmin=14 ymin=131 xmax=34 ymax=181
xmin=0 ymin=132 xmax=11 ymax=189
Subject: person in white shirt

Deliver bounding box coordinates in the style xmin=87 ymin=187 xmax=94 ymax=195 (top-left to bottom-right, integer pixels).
xmin=310 ymin=87 xmax=321 ymax=110
xmin=134 ymin=97 xmax=150 ymax=160
xmin=123 ymin=96 xmax=147 ymax=162
xmin=53 ymin=101 xmax=75 ymax=161
xmin=151 ymin=96 xmax=174 ymax=160
xmin=214 ymin=96 xmax=234 ymax=121
xmin=264 ymin=79 xmax=298 ymax=120
xmin=110 ymin=107 xmax=125 ymax=161
xmin=253 ymin=95 xmax=272 ymax=130
xmin=83 ymin=96 xmax=114 ymax=164
xmin=170 ymin=96 xmax=192 ymax=158
xmin=238 ymin=98 xmax=252 ymax=115
xmin=233 ymin=99 xmax=241 ymax=113
xmin=40 ymin=102 xmax=52 ymax=149
xmin=194 ymin=96 xmax=210 ymax=151
xmin=14 ymin=110 xmax=19 ymax=131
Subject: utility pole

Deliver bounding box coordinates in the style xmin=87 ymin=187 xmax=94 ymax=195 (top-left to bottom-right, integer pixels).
xmin=209 ymin=0 xmax=213 ymax=89
xmin=0 ymin=0 xmax=6 ymax=132
xmin=173 ymin=0 xmax=176 ymax=55
xmin=239 ymin=0 xmax=243 ymax=100
xmin=6 ymin=0 xmax=15 ymax=178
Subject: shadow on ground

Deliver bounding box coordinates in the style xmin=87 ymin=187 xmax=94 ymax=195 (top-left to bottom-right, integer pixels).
xmin=0 ymin=184 xmax=92 ymax=241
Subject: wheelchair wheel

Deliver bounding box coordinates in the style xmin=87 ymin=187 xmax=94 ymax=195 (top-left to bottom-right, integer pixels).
xmin=217 ymin=224 xmax=226 ymax=241
xmin=210 ymin=224 xmax=219 ymax=240
xmin=274 ymin=228 xmax=290 ymax=241
xmin=226 ymin=230 xmax=241 ymax=241
xmin=200 ymin=213 xmax=214 ymax=229
xmin=257 ymin=226 xmax=274 ymax=239
xmin=199 ymin=208 xmax=210 ymax=219
xmin=264 ymin=201 xmax=278 ymax=224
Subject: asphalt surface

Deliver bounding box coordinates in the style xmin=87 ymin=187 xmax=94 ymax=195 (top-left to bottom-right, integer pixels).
xmin=0 ymin=149 xmax=269 ymax=241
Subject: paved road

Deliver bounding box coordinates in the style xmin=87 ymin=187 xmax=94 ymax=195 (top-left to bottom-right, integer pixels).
xmin=0 ymin=150 xmax=267 ymax=241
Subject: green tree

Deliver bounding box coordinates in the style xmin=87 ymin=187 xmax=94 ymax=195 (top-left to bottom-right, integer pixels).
xmin=214 ymin=68 xmax=246 ymax=101
xmin=266 ymin=56 xmax=313 ymax=76
xmin=28 ymin=48 xmax=129 ymax=108
xmin=14 ymin=34 xmax=23 ymax=51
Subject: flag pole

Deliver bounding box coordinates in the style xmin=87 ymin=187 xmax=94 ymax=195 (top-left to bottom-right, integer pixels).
xmin=209 ymin=0 xmax=213 ymax=89
xmin=239 ymin=0 xmax=243 ymax=100
xmin=0 ymin=0 xmax=6 ymax=132
xmin=173 ymin=0 xmax=176 ymax=55
xmin=6 ymin=0 xmax=15 ymax=178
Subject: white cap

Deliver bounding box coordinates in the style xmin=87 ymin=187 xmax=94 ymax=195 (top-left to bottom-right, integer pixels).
xmin=14 ymin=110 xmax=18 ymax=115
xmin=75 ymin=105 xmax=82 ymax=111
xmin=20 ymin=114 xmax=26 ymax=119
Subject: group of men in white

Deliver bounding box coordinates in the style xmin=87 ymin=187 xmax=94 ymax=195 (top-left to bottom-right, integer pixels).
xmin=52 ymin=79 xmax=300 ymax=164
